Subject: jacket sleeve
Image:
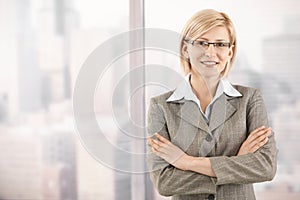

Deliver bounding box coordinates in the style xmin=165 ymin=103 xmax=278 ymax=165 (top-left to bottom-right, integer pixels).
xmin=146 ymin=98 xmax=217 ymax=196
xmin=209 ymin=89 xmax=278 ymax=185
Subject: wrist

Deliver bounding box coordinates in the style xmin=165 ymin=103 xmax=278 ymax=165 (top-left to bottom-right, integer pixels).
xmin=187 ymin=157 xmax=216 ymax=177
xmin=185 ymin=156 xmax=202 ymax=171
xmin=181 ymin=154 xmax=195 ymax=171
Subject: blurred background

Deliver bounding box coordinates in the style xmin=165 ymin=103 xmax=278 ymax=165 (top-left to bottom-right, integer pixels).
xmin=0 ymin=0 xmax=300 ymax=199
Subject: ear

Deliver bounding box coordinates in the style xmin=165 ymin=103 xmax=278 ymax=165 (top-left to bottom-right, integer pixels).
xmin=228 ymin=44 xmax=235 ymax=58
xmin=181 ymin=42 xmax=189 ymax=59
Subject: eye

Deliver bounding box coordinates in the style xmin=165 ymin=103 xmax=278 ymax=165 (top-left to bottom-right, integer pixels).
xmin=216 ymin=43 xmax=227 ymax=47
xmin=216 ymin=42 xmax=230 ymax=47
xmin=198 ymin=41 xmax=209 ymax=46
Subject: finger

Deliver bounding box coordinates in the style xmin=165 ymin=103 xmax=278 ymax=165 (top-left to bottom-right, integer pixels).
xmin=266 ymin=129 xmax=272 ymax=137
xmin=155 ymin=133 xmax=171 ymax=144
xmin=255 ymin=128 xmax=272 ymax=141
xmin=151 ymin=147 xmax=163 ymax=156
xmin=150 ymin=138 xmax=173 ymax=155
xmin=149 ymin=139 xmax=162 ymax=150
xmin=148 ymin=138 xmax=159 ymax=146
xmin=147 ymin=138 xmax=153 ymax=146
xmin=264 ymin=129 xmax=272 ymax=138
xmin=151 ymin=143 xmax=161 ymax=151
xmin=261 ymin=131 xmax=271 ymax=143
xmin=250 ymin=136 xmax=269 ymax=152
xmin=151 ymin=147 xmax=165 ymax=157
xmin=249 ymin=145 xmax=260 ymax=153
xmin=152 ymin=144 xmax=170 ymax=158
xmin=147 ymin=138 xmax=152 ymax=146
xmin=248 ymin=126 xmax=267 ymax=138
xmin=151 ymin=146 xmax=157 ymax=152
xmin=151 ymin=137 xmax=167 ymax=147
xmin=248 ymin=127 xmax=270 ymax=142
xmin=251 ymin=126 xmax=266 ymax=134
xmin=250 ymin=141 xmax=267 ymax=153
xmin=254 ymin=129 xmax=271 ymax=144
xmin=247 ymin=128 xmax=266 ymax=142
xmin=249 ymin=134 xmax=268 ymax=149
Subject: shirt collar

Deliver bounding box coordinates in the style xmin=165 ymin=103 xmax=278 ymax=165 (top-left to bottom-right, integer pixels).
xmin=221 ymin=78 xmax=243 ymax=97
xmin=166 ymin=73 xmax=242 ymax=103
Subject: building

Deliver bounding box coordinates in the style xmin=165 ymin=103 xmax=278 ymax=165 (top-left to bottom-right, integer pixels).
xmin=0 ymin=126 xmax=43 ymax=199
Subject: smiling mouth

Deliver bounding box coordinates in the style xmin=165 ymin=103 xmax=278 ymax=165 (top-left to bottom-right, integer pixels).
xmin=201 ymin=61 xmax=218 ymax=67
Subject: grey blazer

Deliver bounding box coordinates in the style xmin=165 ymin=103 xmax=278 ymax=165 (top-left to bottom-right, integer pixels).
xmin=146 ymin=85 xmax=278 ymax=200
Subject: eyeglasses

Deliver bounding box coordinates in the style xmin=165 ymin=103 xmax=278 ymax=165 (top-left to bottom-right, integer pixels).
xmin=185 ymin=40 xmax=231 ymax=52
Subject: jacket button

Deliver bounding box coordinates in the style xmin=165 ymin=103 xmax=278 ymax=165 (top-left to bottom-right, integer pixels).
xmin=208 ymin=194 xmax=215 ymax=200
xmin=205 ymin=135 xmax=212 ymax=142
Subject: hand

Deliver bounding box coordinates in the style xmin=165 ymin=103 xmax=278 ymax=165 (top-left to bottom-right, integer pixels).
xmin=237 ymin=126 xmax=272 ymax=156
xmin=147 ymin=133 xmax=191 ymax=170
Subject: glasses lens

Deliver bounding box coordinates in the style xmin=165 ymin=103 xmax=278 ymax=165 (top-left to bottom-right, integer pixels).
xmin=193 ymin=41 xmax=230 ymax=52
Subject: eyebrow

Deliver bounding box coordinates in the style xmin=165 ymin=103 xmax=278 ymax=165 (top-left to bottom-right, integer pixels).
xmin=197 ymin=37 xmax=229 ymax=42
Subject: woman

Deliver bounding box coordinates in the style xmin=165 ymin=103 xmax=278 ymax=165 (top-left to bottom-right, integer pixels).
xmin=147 ymin=9 xmax=278 ymax=200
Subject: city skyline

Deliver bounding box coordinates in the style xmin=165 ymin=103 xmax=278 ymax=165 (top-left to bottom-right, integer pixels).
xmin=0 ymin=0 xmax=299 ymax=199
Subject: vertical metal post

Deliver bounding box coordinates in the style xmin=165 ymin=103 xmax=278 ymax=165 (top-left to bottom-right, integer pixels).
xmin=129 ymin=0 xmax=153 ymax=199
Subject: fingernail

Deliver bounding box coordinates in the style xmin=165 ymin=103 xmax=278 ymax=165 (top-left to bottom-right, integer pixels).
xmin=261 ymin=126 xmax=265 ymax=128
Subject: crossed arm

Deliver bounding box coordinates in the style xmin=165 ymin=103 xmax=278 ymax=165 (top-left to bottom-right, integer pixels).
xmin=148 ymin=126 xmax=272 ymax=177
xmin=146 ymin=90 xmax=278 ymax=196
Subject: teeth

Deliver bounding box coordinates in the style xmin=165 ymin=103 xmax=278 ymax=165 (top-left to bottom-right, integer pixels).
xmin=202 ymin=61 xmax=217 ymax=65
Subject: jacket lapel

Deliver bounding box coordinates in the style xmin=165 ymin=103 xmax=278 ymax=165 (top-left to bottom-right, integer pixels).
xmin=172 ymin=95 xmax=239 ymax=156
xmin=209 ymin=94 xmax=237 ymax=132
xmin=175 ymin=100 xmax=210 ymax=134
xmin=197 ymin=95 xmax=238 ymax=156
xmin=175 ymin=95 xmax=237 ymax=134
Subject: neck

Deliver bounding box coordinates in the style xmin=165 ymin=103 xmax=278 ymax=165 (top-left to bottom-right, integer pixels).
xmin=190 ymin=72 xmax=220 ymax=100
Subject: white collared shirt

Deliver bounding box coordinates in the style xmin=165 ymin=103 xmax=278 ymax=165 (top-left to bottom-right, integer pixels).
xmin=166 ymin=74 xmax=242 ymax=124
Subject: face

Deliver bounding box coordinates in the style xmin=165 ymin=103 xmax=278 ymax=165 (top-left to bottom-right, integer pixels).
xmin=182 ymin=26 xmax=234 ymax=78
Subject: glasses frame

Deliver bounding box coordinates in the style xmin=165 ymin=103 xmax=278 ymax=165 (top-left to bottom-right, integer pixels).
xmin=185 ymin=40 xmax=231 ymax=50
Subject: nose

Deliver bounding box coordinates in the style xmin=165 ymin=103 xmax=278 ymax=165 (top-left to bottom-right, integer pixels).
xmin=204 ymin=44 xmax=217 ymax=56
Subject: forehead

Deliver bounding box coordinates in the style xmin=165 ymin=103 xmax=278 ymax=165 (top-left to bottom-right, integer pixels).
xmin=197 ymin=26 xmax=230 ymax=41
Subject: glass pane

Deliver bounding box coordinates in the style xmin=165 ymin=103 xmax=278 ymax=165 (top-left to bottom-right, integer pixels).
xmin=0 ymin=0 xmax=131 ymax=199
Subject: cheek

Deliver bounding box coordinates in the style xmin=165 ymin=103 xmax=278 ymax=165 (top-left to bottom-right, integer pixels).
xmin=219 ymin=52 xmax=231 ymax=60
xmin=187 ymin=46 xmax=204 ymax=57
xmin=188 ymin=52 xmax=201 ymax=63
xmin=217 ymin=55 xmax=230 ymax=71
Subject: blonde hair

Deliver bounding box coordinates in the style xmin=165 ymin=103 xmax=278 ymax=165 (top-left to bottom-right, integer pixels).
xmin=180 ymin=9 xmax=237 ymax=77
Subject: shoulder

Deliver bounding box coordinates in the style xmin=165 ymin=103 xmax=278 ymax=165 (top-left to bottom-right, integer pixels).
xmin=230 ymin=84 xmax=266 ymax=110
xmin=147 ymin=90 xmax=177 ymax=119
xmin=147 ymin=90 xmax=180 ymax=115
xmin=231 ymin=84 xmax=261 ymax=99
xmin=149 ymin=90 xmax=175 ymax=104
